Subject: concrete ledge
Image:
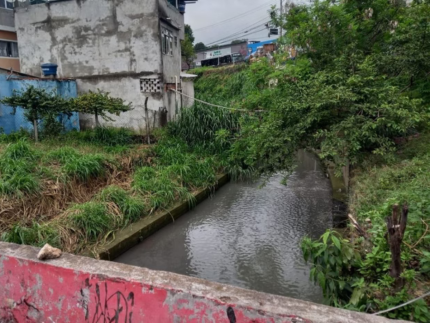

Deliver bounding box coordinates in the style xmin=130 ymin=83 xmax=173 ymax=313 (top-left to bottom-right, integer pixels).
xmin=96 ymin=174 xmax=230 ymax=260
xmin=0 ymin=242 xmax=408 ymax=323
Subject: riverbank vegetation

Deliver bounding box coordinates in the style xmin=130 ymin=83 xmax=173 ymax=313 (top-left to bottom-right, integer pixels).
xmin=0 ymin=127 xmax=225 ymax=255
xmin=185 ymin=0 xmax=430 ymax=320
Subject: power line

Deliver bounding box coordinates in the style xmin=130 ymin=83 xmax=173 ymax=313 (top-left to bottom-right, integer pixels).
xmin=210 ymin=27 xmax=270 ymax=46
xmin=169 ymin=89 xmax=265 ymax=113
xmin=194 ymin=0 xmax=276 ymax=32
xmin=206 ymin=17 xmax=271 ymax=46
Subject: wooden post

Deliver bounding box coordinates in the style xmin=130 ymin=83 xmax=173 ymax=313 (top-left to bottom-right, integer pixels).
xmin=386 ymin=203 xmax=408 ymax=290
xmin=144 ymin=97 xmax=150 ymax=145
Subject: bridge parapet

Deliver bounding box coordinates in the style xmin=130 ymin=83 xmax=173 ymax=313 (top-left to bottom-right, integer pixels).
xmin=0 ymin=242 xmax=409 ymax=323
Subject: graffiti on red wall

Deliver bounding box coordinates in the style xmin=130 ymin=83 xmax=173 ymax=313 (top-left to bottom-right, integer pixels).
xmin=81 ymin=278 xmax=134 ymax=323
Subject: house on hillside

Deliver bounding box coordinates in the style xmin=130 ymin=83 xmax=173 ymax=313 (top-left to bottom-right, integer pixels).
xmin=14 ymin=0 xmax=198 ymax=130
xmin=0 ymin=0 xmax=19 ymax=71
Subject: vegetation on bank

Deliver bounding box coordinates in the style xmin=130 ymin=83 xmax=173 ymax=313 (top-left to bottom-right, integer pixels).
xmin=0 ymin=127 xmax=224 ymax=255
xmin=185 ymin=0 xmax=430 ymax=320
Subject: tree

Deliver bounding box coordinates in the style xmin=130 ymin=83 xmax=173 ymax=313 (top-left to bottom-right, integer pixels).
xmin=1 ymin=86 xmax=72 ymax=141
xmin=194 ymin=42 xmax=207 ymax=51
xmin=184 ymin=24 xmax=195 ymax=44
xmin=73 ymin=90 xmax=132 ymax=127
xmin=231 ymin=39 xmax=246 ymax=44
xmin=182 ymin=35 xmax=196 ymax=69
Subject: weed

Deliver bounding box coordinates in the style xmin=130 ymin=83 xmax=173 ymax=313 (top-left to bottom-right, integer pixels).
xmin=62 ymin=154 xmax=107 ymax=181
xmin=2 ymin=139 xmax=38 ymax=161
xmin=67 ymin=202 xmax=115 ymax=241
xmin=2 ymin=222 xmax=60 ymax=247
xmin=46 ymin=147 xmax=80 ymax=163
xmin=100 ymin=186 xmax=147 ymax=224
xmin=69 ymin=127 xmax=135 ymax=147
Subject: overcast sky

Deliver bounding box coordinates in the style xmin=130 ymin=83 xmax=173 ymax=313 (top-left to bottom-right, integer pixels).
xmin=184 ymin=0 xmax=280 ymax=46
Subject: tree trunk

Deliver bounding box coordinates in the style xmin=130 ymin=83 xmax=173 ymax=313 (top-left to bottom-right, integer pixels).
xmin=386 ymin=204 xmax=408 ymax=290
xmin=95 ymin=109 xmax=100 ymax=127
xmin=33 ymin=119 xmax=39 ymax=142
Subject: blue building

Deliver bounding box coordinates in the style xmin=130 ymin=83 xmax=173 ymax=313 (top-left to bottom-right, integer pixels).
xmin=0 ymin=68 xmax=79 ymax=134
xmin=247 ymin=39 xmax=277 ymax=56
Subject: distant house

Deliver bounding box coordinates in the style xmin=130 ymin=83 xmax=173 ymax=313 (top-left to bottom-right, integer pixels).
xmin=0 ymin=0 xmax=20 ymax=71
xmin=194 ymin=41 xmax=249 ymax=68
xmin=14 ymin=0 xmax=198 ymax=130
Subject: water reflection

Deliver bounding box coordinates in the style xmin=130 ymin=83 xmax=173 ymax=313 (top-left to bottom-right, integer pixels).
xmin=116 ymin=151 xmax=332 ymax=303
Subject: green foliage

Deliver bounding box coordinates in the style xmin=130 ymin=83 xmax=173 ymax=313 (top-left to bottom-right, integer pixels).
xmin=73 ymin=90 xmax=132 ymax=126
xmin=1 ymin=222 xmax=60 ymax=247
xmin=0 ymin=140 xmax=39 ymax=196
xmin=132 ymin=166 xmax=194 ymax=210
xmin=182 ymin=35 xmax=196 ymax=69
xmin=0 ymin=128 xmax=31 ymax=143
xmin=194 ymin=42 xmax=207 ymax=51
xmin=303 ymin=135 xmax=430 ymax=321
xmin=99 ymin=186 xmax=147 ymax=225
xmin=68 ymin=202 xmax=114 ymax=241
xmin=68 ymin=127 xmax=135 ymax=147
xmin=62 ymin=154 xmax=107 ymax=181
xmin=0 ymin=86 xmax=72 ymax=141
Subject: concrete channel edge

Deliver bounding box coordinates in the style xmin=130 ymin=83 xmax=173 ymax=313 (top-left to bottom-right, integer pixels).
xmin=96 ymin=174 xmax=230 ymax=260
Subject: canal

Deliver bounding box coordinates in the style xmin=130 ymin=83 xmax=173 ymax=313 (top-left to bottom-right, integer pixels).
xmin=116 ymin=150 xmax=332 ymax=304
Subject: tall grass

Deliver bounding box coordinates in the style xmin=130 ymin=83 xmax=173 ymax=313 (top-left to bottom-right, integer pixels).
xmin=68 ymin=127 xmax=135 ymax=147
xmin=99 ymin=186 xmax=147 ymax=225
xmin=132 ymin=166 xmax=194 ymax=210
xmin=0 ymin=140 xmax=39 ymax=196
xmin=67 ymin=202 xmax=115 ymax=241
xmin=1 ymin=222 xmax=60 ymax=247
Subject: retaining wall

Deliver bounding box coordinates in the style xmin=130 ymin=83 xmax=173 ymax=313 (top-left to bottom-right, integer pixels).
xmin=0 ymin=242 xmax=408 ymax=323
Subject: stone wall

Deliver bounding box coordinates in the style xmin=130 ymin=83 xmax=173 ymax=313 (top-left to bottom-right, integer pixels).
xmin=0 ymin=242 xmax=407 ymax=323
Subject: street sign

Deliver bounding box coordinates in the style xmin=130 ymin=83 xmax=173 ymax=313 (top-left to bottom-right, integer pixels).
xmin=205 ymin=48 xmax=232 ymax=59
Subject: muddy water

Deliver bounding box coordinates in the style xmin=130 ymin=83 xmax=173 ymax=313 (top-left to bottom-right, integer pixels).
xmin=116 ymin=150 xmax=332 ymax=303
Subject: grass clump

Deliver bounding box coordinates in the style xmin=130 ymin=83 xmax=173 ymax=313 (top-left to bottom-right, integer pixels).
xmin=62 ymin=154 xmax=107 ymax=181
xmin=132 ymin=166 xmax=194 ymax=210
xmin=68 ymin=127 xmax=135 ymax=147
xmin=67 ymin=202 xmax=116 ymax=241
xmin=0 ymin=140 xmax=40 ymax=196
xmin=100 ymin=186 xmax=147 ymax=224
xmin=1 ymin=222 xmax=60 ymax=247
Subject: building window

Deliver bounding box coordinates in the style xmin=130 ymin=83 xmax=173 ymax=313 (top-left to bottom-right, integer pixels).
xmin=0 ymin=0 xmax=14 ymax=9
xmin=0 ymin=41 xmax=19 ymax=58
xmin=162 ymin=29 xmax=173 ymax=56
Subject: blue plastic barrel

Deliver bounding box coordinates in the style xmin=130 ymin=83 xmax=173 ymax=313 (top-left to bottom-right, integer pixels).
xmin=41 ymin=63 xmax=58 ymax=76
xmin=179 ymin=1 xmax=185 ymax=13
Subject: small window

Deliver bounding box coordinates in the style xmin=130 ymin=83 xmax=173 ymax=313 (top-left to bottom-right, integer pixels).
xmin=0 ymin=41 xmax=19 ymax=58
xmin=174 ymin=36 xmax=178 ymax=47
xmin=0 ymin=0 xmax=14 ymax=9
xmin=162 ymin=28 xmax=174 ymax=56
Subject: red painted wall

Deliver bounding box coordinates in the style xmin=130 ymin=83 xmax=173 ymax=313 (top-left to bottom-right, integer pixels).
xmin=0 ymin=243 xmax=402 ymax=323
xmin=0 ymin=244 xmax=309 ymax=323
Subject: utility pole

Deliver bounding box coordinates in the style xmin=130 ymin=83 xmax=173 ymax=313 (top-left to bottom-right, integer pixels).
xmin=279 ymin=0 xmax=283 ymax=41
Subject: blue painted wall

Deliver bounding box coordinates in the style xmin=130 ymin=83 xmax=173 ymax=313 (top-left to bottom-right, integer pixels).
xmin=0 ymin=74 xmax=79 ymax=134
xmin=247 ymin=39 xmax=277 ymax=56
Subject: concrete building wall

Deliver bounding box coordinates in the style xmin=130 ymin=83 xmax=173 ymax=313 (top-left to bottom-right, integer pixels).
xmin=15 ymin=0 xmax=186 ymax=130
xmin=0 ymin=242 xmax=407 ymax=323
xmin=15 ymin=0 xmax=162 ymax=78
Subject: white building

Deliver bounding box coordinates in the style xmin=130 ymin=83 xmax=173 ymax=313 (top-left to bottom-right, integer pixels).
xmin=14 ymin=0 xmax=197 ymax=130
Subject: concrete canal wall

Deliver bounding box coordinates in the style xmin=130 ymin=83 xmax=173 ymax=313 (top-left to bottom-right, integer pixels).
xmin=0 ymin=242 xmax=408 ymax=323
